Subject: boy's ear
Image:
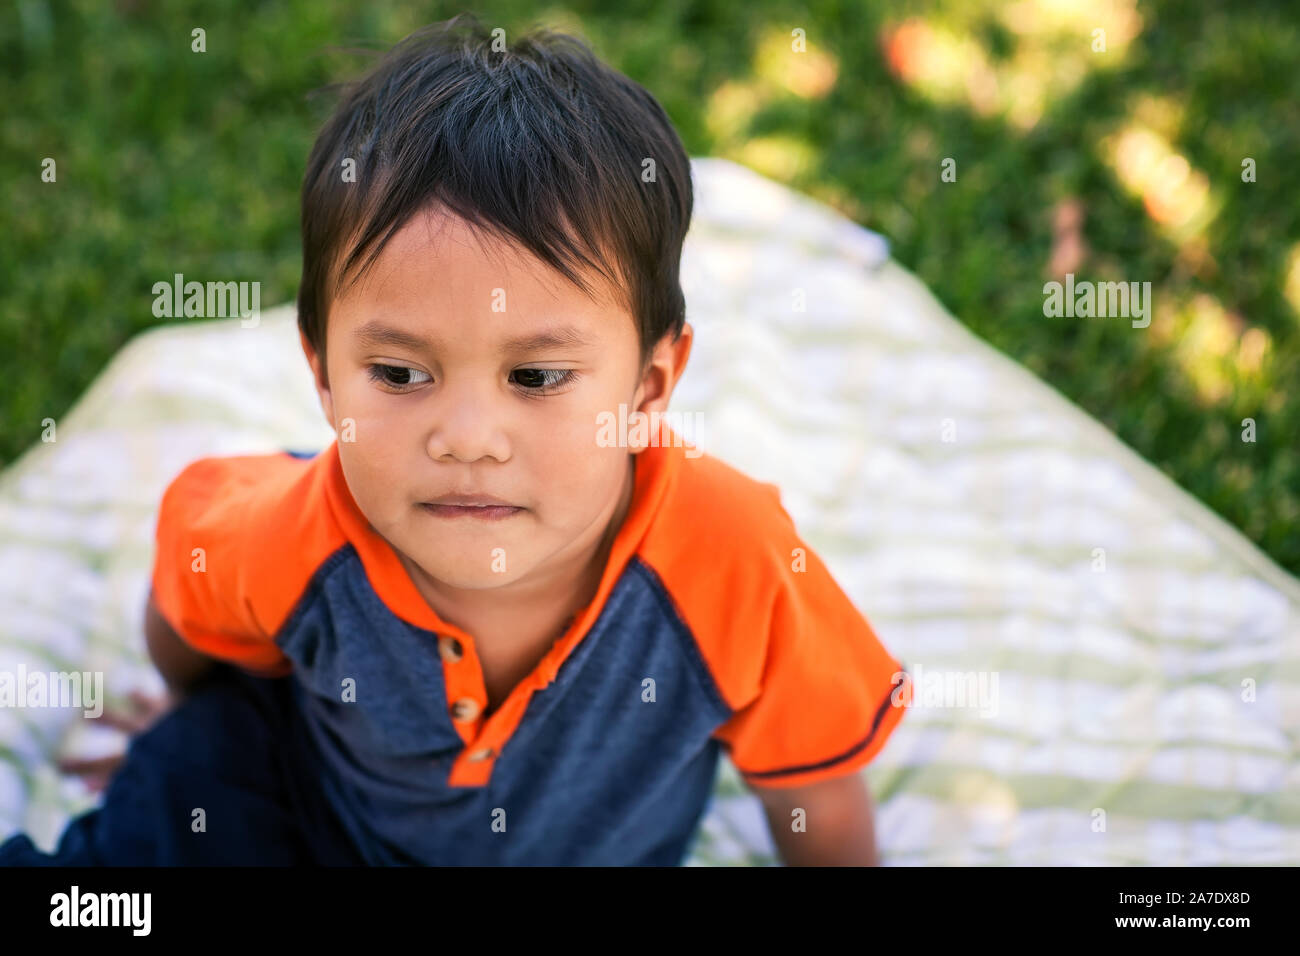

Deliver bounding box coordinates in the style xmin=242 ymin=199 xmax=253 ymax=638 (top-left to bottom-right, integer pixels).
xmin=299 ymin=328 xmax=337 ymax=429
xmin=630 ymin=321 xmax=694 ymax=449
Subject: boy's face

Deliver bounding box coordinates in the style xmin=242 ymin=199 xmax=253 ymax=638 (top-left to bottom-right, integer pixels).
xmin=302 ymin=207 xmax=690 ymax=609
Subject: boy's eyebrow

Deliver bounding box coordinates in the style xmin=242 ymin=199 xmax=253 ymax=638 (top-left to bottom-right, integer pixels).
xmin=353 ymin=321 xmax=597 ymax=354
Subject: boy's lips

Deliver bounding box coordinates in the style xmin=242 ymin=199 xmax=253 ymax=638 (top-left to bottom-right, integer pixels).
xmin=419 ymin=495 xmax=524 ymax=520
xmin=425 ymin=493 xmax=517 ymax=507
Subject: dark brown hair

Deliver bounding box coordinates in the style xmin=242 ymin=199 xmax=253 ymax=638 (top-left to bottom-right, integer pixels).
xmin=297 ymin=13 xmax=693 ymax=382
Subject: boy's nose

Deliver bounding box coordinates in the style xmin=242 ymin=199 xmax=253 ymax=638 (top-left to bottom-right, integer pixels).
xmin=425 ymin=382 xmax=511 ymax=464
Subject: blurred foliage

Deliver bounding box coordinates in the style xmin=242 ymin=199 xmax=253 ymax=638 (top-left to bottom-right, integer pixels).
xmin=1 ymin=0 xmax=1296 ymax=573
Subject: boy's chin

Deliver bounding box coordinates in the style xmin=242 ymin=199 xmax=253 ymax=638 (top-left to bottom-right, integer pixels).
xmin=410 ymin=553 xmax=528 ymax=591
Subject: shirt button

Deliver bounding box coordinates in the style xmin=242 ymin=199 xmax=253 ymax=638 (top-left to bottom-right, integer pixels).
xmin=450 ymin=697 xmax=482 ymax=722
xmin=438 ymin=635 xmax=463 ymax=663
xmin=467 ymin=747 xmax=494 ymax=762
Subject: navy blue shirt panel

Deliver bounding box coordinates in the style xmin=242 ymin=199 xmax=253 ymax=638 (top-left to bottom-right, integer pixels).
xmin=273 ymin=547 xmax=734 ymax=865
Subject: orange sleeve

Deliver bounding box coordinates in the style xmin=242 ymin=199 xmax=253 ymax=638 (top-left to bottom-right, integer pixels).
xmin=713 ymin=504 xmax=910 ymax=790
xmin=150 ymin=458 xmax=293 ymax=676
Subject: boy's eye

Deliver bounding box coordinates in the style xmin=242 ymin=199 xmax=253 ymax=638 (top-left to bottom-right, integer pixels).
xmin=368 ymin=364 xmax=431 ymax=390
xmin=366 ymin=364 xmax=577 ymax=395
xmin=510 ymin=368 xmax=577 ymax=393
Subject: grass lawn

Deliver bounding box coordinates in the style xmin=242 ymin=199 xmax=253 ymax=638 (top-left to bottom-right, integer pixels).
xmin=2 ymin=0 xmax=1296 ymax=574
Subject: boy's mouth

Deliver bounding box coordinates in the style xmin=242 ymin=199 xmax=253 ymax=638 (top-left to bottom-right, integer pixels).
xmin=420 ymin=497 xmax=523 ymax=520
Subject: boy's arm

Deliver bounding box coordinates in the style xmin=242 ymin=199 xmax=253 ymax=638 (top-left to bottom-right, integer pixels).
xmin=752 ymin=772 xmax=881 ymax=866
xmin=144 ymin=586 xmax=216 ymax=699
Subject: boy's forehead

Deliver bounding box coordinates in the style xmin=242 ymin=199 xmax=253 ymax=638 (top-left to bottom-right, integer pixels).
xmin=333 ymin=207 xmax=628 ymax=342
xmin=358 ymin=208 xmax=568 ymax=301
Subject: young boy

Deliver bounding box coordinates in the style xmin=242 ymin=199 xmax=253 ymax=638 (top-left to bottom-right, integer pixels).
xmin=0 ymin=15 xmax=909 ymax=866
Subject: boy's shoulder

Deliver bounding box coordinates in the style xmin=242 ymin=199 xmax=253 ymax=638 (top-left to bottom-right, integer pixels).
xmin=645 ymin=446 xmax=794 ymax=565
xmin=150 ymin=448 xmax=344 ymax=671
xmin=638 ymin=443 xmax=817 ymax=655
xmin=156 ymin=448 xmax=340 ymax=561
xmin=640 ymin=445 xmax=908 ymax=789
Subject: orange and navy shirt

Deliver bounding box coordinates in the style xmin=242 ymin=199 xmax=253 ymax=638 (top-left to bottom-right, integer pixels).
xmin=150 ymin=422 xmax=910 ymax=865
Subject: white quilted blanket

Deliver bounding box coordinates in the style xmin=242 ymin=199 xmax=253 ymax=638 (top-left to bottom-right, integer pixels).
xmin=2 ymin=158 xmax=1297 ymax=865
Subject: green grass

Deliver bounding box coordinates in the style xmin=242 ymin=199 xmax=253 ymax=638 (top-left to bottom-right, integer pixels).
xmin=2 ymin=0 xmax=1296 ymax=575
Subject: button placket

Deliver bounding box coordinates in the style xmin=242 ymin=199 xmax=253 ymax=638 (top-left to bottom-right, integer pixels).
xmin=437 ymin=635 xmax=463 ymax=663
xmin=450 ymin=697 xmax=482 ymax=723
xmin=435 ymin=631 xmax=490 ymax=757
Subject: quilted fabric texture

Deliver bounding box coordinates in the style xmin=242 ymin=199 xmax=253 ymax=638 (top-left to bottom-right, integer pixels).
xmin=1 ymin=158 xmax=1296 ymax=864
